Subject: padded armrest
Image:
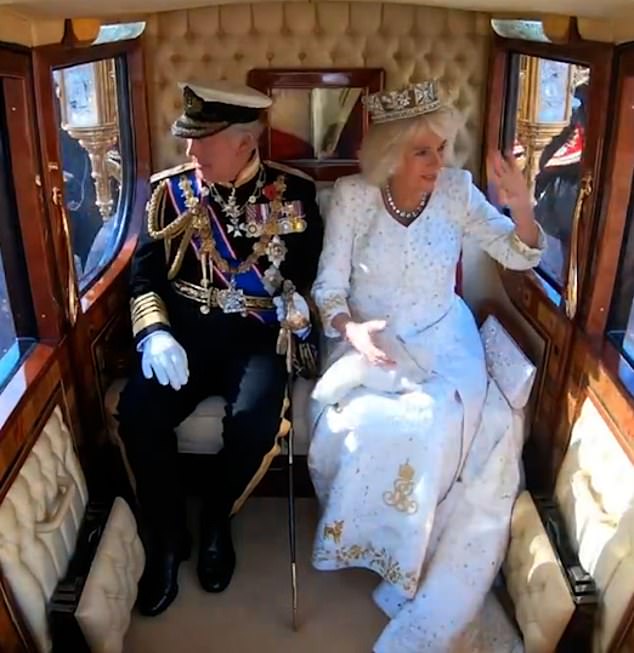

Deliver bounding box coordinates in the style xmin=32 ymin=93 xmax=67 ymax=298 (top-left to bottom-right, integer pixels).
xmin=504 ymin=491 xmax=599 ymax=653
xmin=532 ymin=495 xmax=598 ymax=604
xmin=50 ymin=497 xmax=144 ymax=653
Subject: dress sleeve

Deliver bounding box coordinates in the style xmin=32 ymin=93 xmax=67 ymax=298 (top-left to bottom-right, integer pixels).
xmin=311 ymin=177 xmax=357 ymax=338
xmin=464 ymin=175 xmax=545 ymax=271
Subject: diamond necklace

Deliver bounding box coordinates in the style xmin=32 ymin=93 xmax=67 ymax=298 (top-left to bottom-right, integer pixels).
xmin=382 ymin=183 xmax=430 ymax=221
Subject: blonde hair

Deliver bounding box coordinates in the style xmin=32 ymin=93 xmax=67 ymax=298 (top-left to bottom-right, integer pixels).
xmin=359 ymin=106 xmax=458 ymax=187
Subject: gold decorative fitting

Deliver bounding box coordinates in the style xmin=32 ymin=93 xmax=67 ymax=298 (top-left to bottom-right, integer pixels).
xmin=130 ymin=292 xmax=170 ymax=337
xmin=184 ymin=86 xmax=204 ymax=115
xmin=363 ymin=81 xmax=441 ymax=124
xmin=172 ymin=279 xmax=274 ymax=315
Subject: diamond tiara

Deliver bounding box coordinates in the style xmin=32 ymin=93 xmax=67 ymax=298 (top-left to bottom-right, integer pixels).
xmin=363 ymin=81 xmax=442 ymax=124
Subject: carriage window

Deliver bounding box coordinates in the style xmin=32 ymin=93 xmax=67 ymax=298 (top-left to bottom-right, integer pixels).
xmin=505 ymin=55 xmax=590 ymax=290
xmin=607 ymin=189 xmax=634 ymax=367
xmin=0 ymin=106 xmax=36 ymax=390
xmin=0 ymin=252 xmax=18 ymax=387
xmin=53 ymin=56 xmax=133 ymax=292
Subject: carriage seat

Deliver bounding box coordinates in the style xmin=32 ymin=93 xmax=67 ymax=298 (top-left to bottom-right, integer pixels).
xmin=104 ymin=376 xmax=316 ymax=456
xmin=503 ymin=397 xmax=634 ymax=653
xmin=0 ymin=407 xmax=144 ymax=653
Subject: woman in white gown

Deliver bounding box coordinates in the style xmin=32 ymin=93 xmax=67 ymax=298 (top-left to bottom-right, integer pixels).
xmin=308 ymin=81 xmax=544 ymax=652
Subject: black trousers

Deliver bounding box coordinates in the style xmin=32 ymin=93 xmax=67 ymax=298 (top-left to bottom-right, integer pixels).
xmin=116 ymin=313 xmax=287 ymax=538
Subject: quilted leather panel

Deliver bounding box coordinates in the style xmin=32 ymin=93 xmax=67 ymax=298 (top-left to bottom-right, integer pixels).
xmin=144 ymin=2 xmax=490 ymax=176
xmin=75 ymin=497 xmax=144 ymax=653
xmin=554 ymin=398 xmax=634 ymax=653
xmin=503 ymin=491 xmax=575 ymax=653
xmin=0 ymin=407 xmax=88 ymax=653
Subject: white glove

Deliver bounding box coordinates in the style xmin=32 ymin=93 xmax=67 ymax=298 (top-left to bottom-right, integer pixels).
xmin=273 ymin=292 xmax=311 ymax=340
xmin=140 ymin=331 xmax=189 ymax=391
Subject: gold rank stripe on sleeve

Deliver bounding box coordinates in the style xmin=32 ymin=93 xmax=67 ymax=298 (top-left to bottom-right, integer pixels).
xmin=130 ymin=292 xmax=171 ymax=338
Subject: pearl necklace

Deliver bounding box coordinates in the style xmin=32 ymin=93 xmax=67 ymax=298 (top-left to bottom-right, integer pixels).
xmin=383 ymin=183 xmax=430 ymax=221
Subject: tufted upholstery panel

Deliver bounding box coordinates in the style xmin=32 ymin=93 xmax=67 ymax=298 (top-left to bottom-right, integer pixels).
xmin=554 ymin=398 xmax=634 ymax=653
xmin=143 ymin=2 xmax=490 ymax=175
xmin=503 ymin=491 xmax=575 ymax=653
xmin=75 ymin=497 xmax=144 ymax=653
xmin=0 ymin=407 xmax=88 ymax=653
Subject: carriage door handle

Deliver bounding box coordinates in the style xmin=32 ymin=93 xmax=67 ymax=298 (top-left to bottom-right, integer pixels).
xmin=564 ymin=172 xmax=593 ymax=320
xmin=51 ymin=184 xmax=79 ymax=326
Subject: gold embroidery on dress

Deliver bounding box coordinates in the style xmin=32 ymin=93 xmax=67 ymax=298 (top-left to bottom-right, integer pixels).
xmin=323 ymin=520 xmax=344 ymax=544
xmin=319 ymin=293 xmax=348 ymax=324
xmin=383 ymin=460 xmax=418 ymax=514
xmin=314 ymin=541 xmax=418 ymax=594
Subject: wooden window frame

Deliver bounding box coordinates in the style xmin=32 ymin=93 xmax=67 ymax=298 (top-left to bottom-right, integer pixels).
xmin=483 ymin=35 xmax=615 ymax=489
xmin=581 ymin=45 xmax=634 ymax=405
xmin=484 ymin=35 xmax=613 ymax=320
xmin=0 ymin=46 xmax=66 ymax=437
xmin=32 ymin=38 xmax=150 ymax=319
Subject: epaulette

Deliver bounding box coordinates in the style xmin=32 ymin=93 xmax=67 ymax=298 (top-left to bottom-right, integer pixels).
xmin=150 ymin=161 xmax=196 ymax=185
xmin=265 ymin=160 xmax=315 ymax=184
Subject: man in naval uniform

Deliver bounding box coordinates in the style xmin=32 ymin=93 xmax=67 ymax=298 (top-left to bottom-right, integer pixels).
xmin=116 ymin=81 xmax=323 ymax=616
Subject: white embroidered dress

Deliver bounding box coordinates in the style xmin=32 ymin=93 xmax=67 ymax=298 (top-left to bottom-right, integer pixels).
xmin=309 ymin=168 xmax=543 ymax=652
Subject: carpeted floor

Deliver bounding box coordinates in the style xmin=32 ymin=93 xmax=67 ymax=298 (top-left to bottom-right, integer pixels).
xmin=123 ymin=497 xmax=523 ymax=653
xmin=124 ymin=498 xmax=389 ymax=653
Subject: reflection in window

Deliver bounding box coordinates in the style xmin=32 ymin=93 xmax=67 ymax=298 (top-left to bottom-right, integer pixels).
xmin=92 ymin=21 xmax=146 ymax=45
xmin=506 ymin=55 xmax=589 ymax=289
xmin=607 ymin=193 xmax=634 ymax=367
xmin=53 ymin=57 xmax=132 ymax=291
xmin=491 ymin=19 xmax=551 ymax=43
xmin=0 ymin=252 xmax=18 ymax=384
xmin=269 ymin=87 xmax=363 ymax=162
xmin=0 ymin=106 xmax=37 ymax=389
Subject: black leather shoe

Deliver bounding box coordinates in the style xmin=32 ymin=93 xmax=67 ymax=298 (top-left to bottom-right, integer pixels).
xmin=197 ymin=517 xmax=235 ymax=593
xmin=137 ymin=534 xmax=191 ymax=616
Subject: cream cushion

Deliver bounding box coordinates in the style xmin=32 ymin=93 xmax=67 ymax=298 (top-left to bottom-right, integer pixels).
xmin=75 ymin=497 xmax=145 ymax=653
xmin=480 ymin=315 xmax=537 ymax=410
xmin=503 ymin=491 xmax=575 ymax=653
xmin=105 ymin=376 xmax=315 ymax=456
xmin=554 ymin=398 xmax=634 ymax=653
xmin=0 ymin=406 xmax=88 ymax=653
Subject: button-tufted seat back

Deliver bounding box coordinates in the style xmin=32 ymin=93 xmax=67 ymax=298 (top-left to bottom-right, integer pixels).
xmin=0 ymin=407 xmax=88 ymax=653
xmin=555 ymin=398 xmax=634 ymax=653
xmin=144 ymin=2 xmax=490 ymax=176
xmin=504 ymin=397 xmax=634 ymax=653
xmin=0 ymin=407 xmax=144 ymax=653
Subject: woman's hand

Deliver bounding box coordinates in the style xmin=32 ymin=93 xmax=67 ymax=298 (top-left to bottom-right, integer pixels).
xmin=487 ymin=150 xmax=540 ymax=248
xmin=487 ymin=150 xmax=532 ymax=212
xmin=342 ymin=319 xmax=396 ymax=367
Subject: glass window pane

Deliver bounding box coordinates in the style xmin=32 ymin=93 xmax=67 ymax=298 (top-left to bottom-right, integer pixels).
xmin=607 ymin=189 xmax=634 ymax=364
xmin=53 ymin=56 xmax=132 ymax=292
xmin=505 ymin=55 xmax=590 ymax=289
xmin=0 ymin=251 xmax=17 ymax=363
xmin=0 ymin=95 xmax=37 ymax=390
